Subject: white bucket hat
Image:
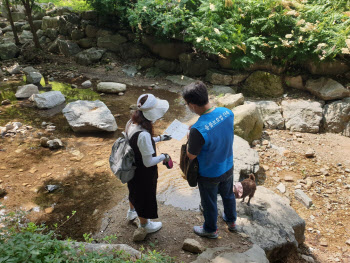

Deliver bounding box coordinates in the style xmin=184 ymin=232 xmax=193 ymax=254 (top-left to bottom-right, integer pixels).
xmin=137 ymin=94 xmax=169 ymax=122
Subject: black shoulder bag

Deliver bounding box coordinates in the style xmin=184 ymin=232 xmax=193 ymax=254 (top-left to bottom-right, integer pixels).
xmin=180 ymin=142 xmax=199 ymax=187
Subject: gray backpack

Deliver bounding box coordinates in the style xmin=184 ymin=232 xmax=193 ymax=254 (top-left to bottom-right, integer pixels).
xmin=109 ymin=124 xmax=141 ymax=184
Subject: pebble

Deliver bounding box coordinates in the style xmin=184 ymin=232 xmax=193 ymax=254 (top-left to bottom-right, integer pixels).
xmin=277 ymin=183 xmax=286 ymax=193
xmin=305 ymin=148 xmax=315 ymax=158
xmin=182 ymin=238 xmax=205 ymax=253
xmin=320 ymin=240 xmax=328 ymax=247
xmin=284 ymin=176 xmax=294 ymax=182
xmin=345 ymin=168 xmax=350 ymax=173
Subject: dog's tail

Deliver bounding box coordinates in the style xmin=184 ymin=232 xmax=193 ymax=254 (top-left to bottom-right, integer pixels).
xmin=249 ymin=173 xmax=255 ymax=181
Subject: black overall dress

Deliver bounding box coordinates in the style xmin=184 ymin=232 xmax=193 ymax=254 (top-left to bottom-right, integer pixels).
xmin=127 ymin=131 xmax=158 ymax=219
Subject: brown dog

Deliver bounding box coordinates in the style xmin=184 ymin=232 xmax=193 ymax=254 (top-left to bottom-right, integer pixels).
xmin=233 ymin=174 xmax=256 ymax=205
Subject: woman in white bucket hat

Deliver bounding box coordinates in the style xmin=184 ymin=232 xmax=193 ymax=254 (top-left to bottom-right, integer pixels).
xmin=125 ymin=94 xmax=172 ymax=234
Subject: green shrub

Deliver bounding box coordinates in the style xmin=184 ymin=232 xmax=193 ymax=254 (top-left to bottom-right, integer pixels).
xmin=0 ymin=206 xmax=175 ymax=263
xmin=126 ymin=0 xmax=350 ymax=68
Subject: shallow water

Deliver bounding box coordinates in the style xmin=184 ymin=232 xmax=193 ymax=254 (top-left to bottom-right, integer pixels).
xmin=0 ymin=80 xmax=186 ymax=137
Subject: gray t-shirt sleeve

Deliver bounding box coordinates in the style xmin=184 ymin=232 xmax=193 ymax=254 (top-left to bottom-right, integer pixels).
xmin=188 ymin=128 xmax=205 ymax=156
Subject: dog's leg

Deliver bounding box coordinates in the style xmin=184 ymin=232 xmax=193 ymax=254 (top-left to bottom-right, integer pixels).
xmin=247 ymin=196 xmax=251 ymax=206
xmin=241 ymin=197 xmax=245 ymax=203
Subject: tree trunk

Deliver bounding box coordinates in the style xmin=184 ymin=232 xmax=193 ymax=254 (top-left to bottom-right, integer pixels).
xmin=4 ymin=0 xmax=20 ymax=45
xmin=21 ymin=0 xmax=41 ymax=49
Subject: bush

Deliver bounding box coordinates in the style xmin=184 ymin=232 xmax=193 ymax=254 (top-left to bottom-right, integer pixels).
xmin=0 ymin=206 xmax=175 ymax=263
xmin=126 ymin=0 xmax=350 ymax=68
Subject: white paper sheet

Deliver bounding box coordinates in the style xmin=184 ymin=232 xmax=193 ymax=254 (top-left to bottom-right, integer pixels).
xmin=164 ymin=119 xmax=189 ymax=141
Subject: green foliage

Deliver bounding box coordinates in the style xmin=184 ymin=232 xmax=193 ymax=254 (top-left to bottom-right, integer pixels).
xmin=124 ymin=0 xmax=350 ymax=68
xmin=0 ymin=205 xmax=176 ymax=263
xmin=36 ymin=0 xmax=92 ymax=12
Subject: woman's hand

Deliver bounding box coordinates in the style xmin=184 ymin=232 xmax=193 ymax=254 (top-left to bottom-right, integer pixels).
xmin=160 ymin=135 xmax=172 ymax=141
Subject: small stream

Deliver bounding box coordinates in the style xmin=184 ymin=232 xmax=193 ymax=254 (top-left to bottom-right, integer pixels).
xmin=0 ymin=79 xmax=187 ymax=137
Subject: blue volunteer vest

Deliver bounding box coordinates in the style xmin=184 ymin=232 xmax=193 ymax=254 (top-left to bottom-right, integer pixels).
xmin=192 ymin=107 xmax=234 ymax=178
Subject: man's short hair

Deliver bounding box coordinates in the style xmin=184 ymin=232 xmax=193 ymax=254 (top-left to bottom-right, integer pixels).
xmin=182 ymin=81 xmax=209 ymax=106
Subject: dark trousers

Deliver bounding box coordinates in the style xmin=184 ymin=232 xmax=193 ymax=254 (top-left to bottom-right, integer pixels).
xmin=198 ymin=175 xmax=237 ymax=232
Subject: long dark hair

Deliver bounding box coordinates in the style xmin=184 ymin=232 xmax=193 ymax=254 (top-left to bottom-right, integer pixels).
xmin=131 ymin=95 xmax=153 ymax=135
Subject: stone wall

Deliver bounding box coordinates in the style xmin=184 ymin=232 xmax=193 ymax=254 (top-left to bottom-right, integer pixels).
xmin=1 ymin=6 xmax=350 ymax=137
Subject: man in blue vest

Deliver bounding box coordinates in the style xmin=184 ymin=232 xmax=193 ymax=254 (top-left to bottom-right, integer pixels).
xmin=183 ymin=81 xmax=236 ymax=239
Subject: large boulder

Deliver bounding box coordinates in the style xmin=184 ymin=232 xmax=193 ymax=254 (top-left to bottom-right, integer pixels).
xmin=62 ymin=100 xmax=118 ymax=132
xmin=282 ymin=99 xmax=323 ymax=133
xmin=75 ymin=48 xmax=105 ymax=65
xmin=0 ymin=43 xmax=20 ymax=60
xmin=306 ymin=60 xmax=350 ymax=75
xmin=305 ymin=78 xmax=350 ymax=101
xmin=206 ymin=69 xmax=249 ymax=85
xmin=141 ymin=35 xmax=191 ymax=60
xmin=218 ymin=186 xmax=306 ymax=261
xmin=97 ymin=34 xmax=127 ymax=52
xmin=41 ymin=16 xmax=60 ymax=30
xmin=179 ymin=53 xmax=213 ymax=77
xmin=323 ymin=97 xmax=350 ymax=137
xmin=78 ymin=38 xmax=96 ymax=49
xmin=58 ymin=40 xmax=81 ymax=57
xmin=97 ymin=82 xmax=126 ymax=93
xmin=155 ymin=60 xmax=181 ymax=73
xmin=232 ymin=104 xmax=264 ymax=143
xmin=233 ymin=135 xmax=260 ymax=182
xmin=34 ymin=91 xmax=65 ymax=109
xmin=85 ymin=25 xmax=98 ymax=38
xmin=15 ymin=84 xmax=39 ymax=99
xmin=216 ymin=93 xmax=244 ymax=109
xmin=247 ymin=101 xmax=284 ymax=129
xmin=44 ymin=28 xmax=59 ymax=40
xmin=242 ymin=71 xmax=283 ymax=98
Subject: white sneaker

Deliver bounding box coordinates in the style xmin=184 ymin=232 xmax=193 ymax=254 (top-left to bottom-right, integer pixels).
xmin=142 ymin=220 xmax=162 ymax=233
xmin=126 ymin=209 xmax=138 ymax=221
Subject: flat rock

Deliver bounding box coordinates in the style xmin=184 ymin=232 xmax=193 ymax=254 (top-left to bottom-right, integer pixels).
xmin=306 ymin=78 xmax=349 ymax=101
xmin=62 ymin=100 xmax=118 ymax=132
xmin=34 ymin=91 xmax=65 ymax=109
xmin=133 ymin=227 xmax=147 ymax=242
xmin=97 ymin=82 xmax=126 ymax=93
xmin=277 ymin=183 xmax=286 ymax=193
xmin=191 ymin=244 xmax=268 ymax=263
xmin=218 ymin=186 xmax=305 ymax=261
xmin=216 ymin=93 xmax=244 ymax=109
xmin=15 ymin=84 xmax=39 ymax=99
xmin=295 ymin=189 xmax=313 ymax=208
xmin=247 ymin=100 xmax=284 ymax=129
xmin=166 ymin=75 xmax=196 ymax=86
xmin=282 ymin=99 xmax=323 ymax=133
xmin=182 ymin=238 xmax=204 ymax=253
